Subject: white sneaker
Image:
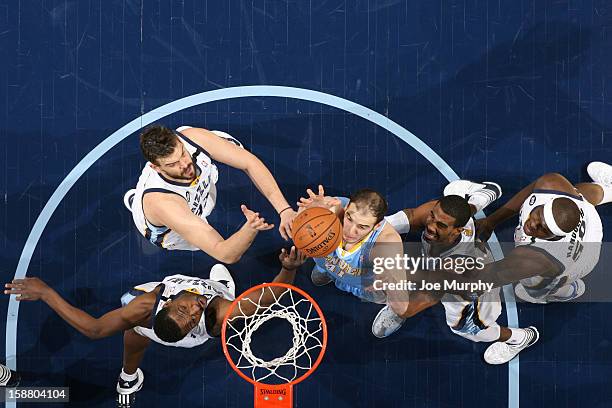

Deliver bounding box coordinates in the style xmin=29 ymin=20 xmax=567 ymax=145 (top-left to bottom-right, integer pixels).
xmin=209 ymin=264 xmax=235 ymax=300
xmin=311 ymin=268 xmax=333 ymax=286
xmin=444 ymin=180 xmax=486 ymax=198
xmin=371 ymin=305 xmax=405 ymax=338
xmin=123 ymin=189 xmax=136 ymax=212
xmin=117 ymin=368 xmax=144 ymax=396
xmin=587 ymin=161 xmax=612 ymax=186
xmin=484 ymin=326 xmax=539 ymax=365
xmin=444 ymin=180 xmax=502 ymax=208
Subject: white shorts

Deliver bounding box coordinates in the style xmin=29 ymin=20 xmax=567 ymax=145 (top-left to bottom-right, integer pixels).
xmin=442 ymin=288 xmax=502 ymax=343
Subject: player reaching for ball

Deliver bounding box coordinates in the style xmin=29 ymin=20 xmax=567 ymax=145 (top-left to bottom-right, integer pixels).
xmin=296 ymin=186 xmax=409 ymax=326
xmin=123 ymin=125 xmax=297 ymax=263
xmin=5 ymin=248 xmax=306 ymax=408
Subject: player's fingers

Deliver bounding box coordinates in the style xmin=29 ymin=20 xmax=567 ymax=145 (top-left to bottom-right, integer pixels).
xmin=279 ymin=225 xmax=289 ymax=240
xmin=318 ymin=185 xmax=324 ymax=196
xmin=306 ymin=188 xmax=316 ymax=199
xmin=250 ymin=218 xmax=264 ymax=228
xmin=288 ymin=245 xmax=297 ymax=258
xmin=284 ymin=222 xmax=293 ymax=239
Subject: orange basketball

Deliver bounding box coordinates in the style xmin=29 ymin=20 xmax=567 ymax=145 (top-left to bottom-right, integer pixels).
xmin=292 ymin=207 xmax=342 ymax=257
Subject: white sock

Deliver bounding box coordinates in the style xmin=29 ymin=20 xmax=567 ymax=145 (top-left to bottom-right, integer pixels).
xmin=468 ymin=183 xmax=502 ymax=212
xmin=593 ymin=182 xmax=612 ymax=205
xmin=121 ymin=368 xmax=138 ymax=381
xmin=505 ymin=328 xmax=527 ymax=345
xmin=384 ymin=210 xmax=411 ymax=234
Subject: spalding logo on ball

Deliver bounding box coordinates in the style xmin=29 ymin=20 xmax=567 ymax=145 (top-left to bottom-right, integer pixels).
xmin=292 ymin=207 xmax=342 ymax=257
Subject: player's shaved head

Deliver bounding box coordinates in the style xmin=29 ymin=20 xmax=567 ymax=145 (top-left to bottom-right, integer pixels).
xmin=140 ymin=125 xmax=179 ymax=164
xmin=552 ymin=197 xmax=581 ymax=233
xmin=348 ymin=189 xmax=388 ymax=223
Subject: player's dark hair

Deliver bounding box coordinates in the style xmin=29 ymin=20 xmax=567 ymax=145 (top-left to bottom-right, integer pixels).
xmin=438 ymin=195 xmax=471 ymax=228
xmin=140 ymin=125 xmax=179 ymax=164
xmin=552 ymin=197 xmax=580 ymax=233
xmin=153 ymin=307 xmax=186 ymax=343
xmin=348 ymin=189 xmax=388 ymax=223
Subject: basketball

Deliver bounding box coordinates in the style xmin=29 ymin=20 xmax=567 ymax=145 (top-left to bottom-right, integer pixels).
xmin=292 ymin=207 xmax=342 ymax=257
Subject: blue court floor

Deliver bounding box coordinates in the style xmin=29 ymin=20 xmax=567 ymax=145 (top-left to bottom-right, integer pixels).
xmin=1 ymin=1 xmax=611 ymax=407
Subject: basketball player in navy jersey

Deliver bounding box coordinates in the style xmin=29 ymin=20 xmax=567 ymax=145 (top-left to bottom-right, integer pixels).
xmin=124 ymin=125 xmax=297 ymax=263
xmin=5 ymin=247 xmax=306 ymax=407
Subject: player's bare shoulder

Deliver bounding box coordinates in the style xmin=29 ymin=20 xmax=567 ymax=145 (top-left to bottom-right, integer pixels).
xmin=121 ymin=291 xmax=157 ymax=326
xmin=142 ymin=190 xmax=190 ymax=225
xmin=534 ymin=173 xmax=578 ymax=195
xmin=179 ymin=127 xmax=236 ymax=150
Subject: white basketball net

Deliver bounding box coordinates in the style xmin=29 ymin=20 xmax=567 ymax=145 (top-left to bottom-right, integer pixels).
xmin=224 ymin=286 xmax=325 ymax=384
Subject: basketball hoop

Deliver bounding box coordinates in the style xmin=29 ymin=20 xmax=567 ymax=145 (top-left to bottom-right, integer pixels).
xmin=221 ymin=283 xmax=327 ymax=407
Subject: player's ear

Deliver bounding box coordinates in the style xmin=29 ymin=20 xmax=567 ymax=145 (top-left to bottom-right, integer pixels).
xmin=452 ymin=226 xmax=464 ymax=236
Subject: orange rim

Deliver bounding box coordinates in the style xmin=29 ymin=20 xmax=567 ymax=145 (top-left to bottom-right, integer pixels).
xmin=221 ymin=282 xmax=328 ymax=387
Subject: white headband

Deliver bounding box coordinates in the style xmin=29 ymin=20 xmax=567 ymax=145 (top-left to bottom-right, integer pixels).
xmin=542 ymin=199 xmax=569 ymax=237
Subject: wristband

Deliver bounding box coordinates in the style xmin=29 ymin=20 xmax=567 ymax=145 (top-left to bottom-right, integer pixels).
xmin=278 ymin=206 xmax=292 ymax=216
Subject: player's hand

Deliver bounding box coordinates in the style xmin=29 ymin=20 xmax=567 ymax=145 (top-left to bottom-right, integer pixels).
xmin=278 ymin=208 xmax=297 ymax=240
xmin=4 ymin=277 xmax=52 ymax=301
xmin=297 ymin=185 xmax=341 ymax=210
xmin=474 ymin=217 xmax=495 ymax=243
xmin=241 ymin=205 xmax=274 ymax=231
xmin=279 ymin=246 xmax=307 ymax=270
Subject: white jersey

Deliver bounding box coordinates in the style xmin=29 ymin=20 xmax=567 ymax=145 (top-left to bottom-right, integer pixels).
xmin=421 ymin=218 xmax=502 ymax=342
xmin=121 ymin=274 xmax=233 ymax=348
xmin=131 ymin=127 xmax=242 ymax=251
xmin=514 ymin=189 xmax=603 ymax=298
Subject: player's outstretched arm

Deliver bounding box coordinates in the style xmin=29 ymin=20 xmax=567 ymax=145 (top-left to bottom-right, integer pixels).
xmin=477 ymin=173 xmax=575 ymax=242
xmin=369 ymin=226 xmax=411 ymax=316
xmin=471 ymin=245 xmax=561 ymax=288
xmin=385 ymin=200 xmax=438 ymax=234
xmin=181 ymin=127 xmax=297 ymax=240
xmin=218 ymin=247 xmax=306 ymax=322
xmin=148 ymin=192 xmax=272 ymax=264
xmin=399 ymin=292 xmax=440 ymax=319
xmin=4 ymin=277 xmax=152 ymax=339
xmin=407 ymin=245 xmax=561 ymax=298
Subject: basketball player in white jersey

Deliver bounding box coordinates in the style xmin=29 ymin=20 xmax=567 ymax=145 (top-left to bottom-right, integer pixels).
xmin=474 ymin=162 xmax=610 ymax=304
xmin=297 ymin=186 xmax=409 ymax=325
xmin=4 ymin=247 xmax=306 ymax=407
xmin=124 ymin=125 xmax=297 ymax=262
xmin=380 ymin=186 xmax=538 ymax=364
xmin=406 ymin=163 xmax=611 ymax=363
